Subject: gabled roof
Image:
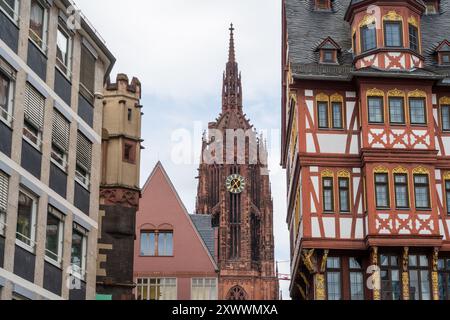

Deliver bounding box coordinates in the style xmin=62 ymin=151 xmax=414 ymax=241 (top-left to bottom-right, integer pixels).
xmin=141 ymin=162 xmax=218 ymax=270
xmin=436 ymin=40 xmax=450 ymax=52
xmin=315 ymin=36 xmax=342 ymax=51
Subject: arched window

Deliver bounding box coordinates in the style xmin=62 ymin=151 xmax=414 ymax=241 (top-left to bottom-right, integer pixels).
xmin=227 ymin=286 xmax=247 ymax=300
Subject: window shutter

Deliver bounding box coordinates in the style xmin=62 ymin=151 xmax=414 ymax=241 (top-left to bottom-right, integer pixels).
xmin=52 ymin=110 xmax=70 ymax=151
xmin=0 ymin=171 xmax=9 ymax=213
xmin=76 ymin=132 xmax=92 ymax=172
xmin=24 ymin=83 xmax=45 ymax=129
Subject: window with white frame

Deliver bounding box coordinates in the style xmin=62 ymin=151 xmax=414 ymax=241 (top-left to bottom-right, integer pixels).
xmin=0 ymin=0 xmax=20 ymax=23
xmin=16 ymin=188 xmax=38 ymax=251
xmin=0 ymin=170 xmax=9 ymax=236
xmin=135 ymin=278 xmax=177 ymax=300
xmin=29 ymin=0 xmax=48 ymax=52
xmin=23 ymin=83 xmax=45 ymax=149
xmin=0 ymin=63 xmax=15 ymax=126
xmin=45 ymin=206 xmax=64 ymax=266
xmin=71 ymin=223 xmax=87 ymax=280
xmin=75 ymin=132 xmax=92 ymax=189
xmin=51 ymin=110 xmax=70 ymax=171
xmin=191 ymin=278 xmax=218 ymax=300
xmin=56 ymin=23 xmax=73 ymax=78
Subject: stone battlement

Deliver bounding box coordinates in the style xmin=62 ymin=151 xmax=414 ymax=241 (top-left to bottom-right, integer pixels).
xmin=105 ymin=73 xmax=141 ymax=99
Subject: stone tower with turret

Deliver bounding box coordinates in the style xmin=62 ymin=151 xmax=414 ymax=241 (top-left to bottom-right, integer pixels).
xmin=96 ymin=74 xmax=143 ymax=300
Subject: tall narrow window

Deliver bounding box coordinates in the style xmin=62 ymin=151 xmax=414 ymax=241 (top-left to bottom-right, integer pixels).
xmin=384 ymin=21 xmax=403 ymax=47
xmin=326 ymin=257 xmax=341 ymax=300
xmin=438 ymin=258 xmax=450 ymax=300
xmin=380 ymin=254 xmax=401 ymax=300
xmin=45 ymin=206 xmax=64 ymax=266
xmin=75 ymin=132 xmax=92 ymax=189
xmin=409 ymin=24 xmax=419 ymax=52
xmin=318 ymin=102 xmax=329 ymax=129
xmin=51 ymin=110 xmax=70 ymax=171
xmin=0 ymin=0 xmax=19 ymax=22
xmin=338 ymin=178 xmax=350 ymax=213
xmin=80 ymin=44 xmax=96 ymax=96
xmin=158 ymin=232 xmax=174 ymax=257
xmin=29 ymin=0 xmax=48 ymax=51
xmin=71 ymin=224 xmax=87 ymax=280
xmin=368 ymin=97 xmax=384 ymax=123
xmin=445 ymin=181 xmax=450 ymax=215
xmin=409 ymin=255 xmax=431 ymax=300
xmin=123 ymin=142 xmax=136 ymax=164
xmin=323 ymin=177 xmax=334 ymax=213
xmin=414 ymin=174 xmax=430 ymax=209
xmin=16 ymin=189 xmax=38 ymax=251
xmin=375 ymin=173 xmax=390 ymax=208
xmin=349 ymin=257 xmax=365 ymax=300
xmin=23 ymin=83 xmax=45 ymax=150
xmin=332 ymin=102 xmax=343 ymax=129
xmin=394 ymin=174 xmax=409 ymax=209
xmin=441 ymin=105 xmax=450 ymax=131
xmin=56 ymin=25 xmax=72 ymax=77
xmin=361 ymin=25 xmax=377 ymax=52
xmin=389 ymin=97 xmax=405 ymax=124
xmin=0 ymin=69 xmax=14 ymax=125
xmin=410 ymin=98 xmax=427 ymax=125
xmin=0 ymin=171 xmax=9 ymax=236
xmin=140 ymin=231 xmax=156 ymax=256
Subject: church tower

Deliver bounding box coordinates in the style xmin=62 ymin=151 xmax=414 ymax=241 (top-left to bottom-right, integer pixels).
xmin=195 ymin=25 xmax=278 ymax=300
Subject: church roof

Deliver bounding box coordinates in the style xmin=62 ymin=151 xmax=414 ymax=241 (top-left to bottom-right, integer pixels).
xmin=285 ymin=0 xmax=450 ymax=81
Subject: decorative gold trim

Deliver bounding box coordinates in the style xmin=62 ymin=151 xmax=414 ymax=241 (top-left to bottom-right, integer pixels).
xmin=321 ymin=169 xmax=334 ymax=178
xmin=408 ymin=89 xmax=427 ymax=98
xmin=316 ymin=93 xmax=329 ymax=102
xmin=374 ymin=166 xmax=389 ymax=174
xmin=359 ymin=14 xmax=376 ymax=28
xmin=296 ymin=283 xmax=307 ymax=300
xmin=408 ymin=16 xmax=418 ymax=27
xmin=337 ymin=170 xmax=351 ymax=178
xmin=402 ymin=247 xmax=410 ymax=300
xmin=439 ymin=96 xmax=450 ymax=105
xmin=393 ymin=166 xmax=408 ymax=174
xmin=443 ymin=172 xmax=450 ymax=180
xmin=371 ymin=247 xmax=381 ymax=301
xmin=412 ymin=166 xmax=430 ymax=175
xmin=383 ymin=11 xmax=403 ymax=21
xmin=299 ymin=272 xmax=309 ymax=287
xmin=320 ymin=250 xmax=329 ymax=273
xmin=330 ymin=93 xmax=344 ymax=103
xmin=315 ymin=273 xmax=326 ymax=300
xmin=302 ymin=249 xmax=316 ymax=274
xmin=387 ymin=88 xmax=406 ymax=97
xmin=432 ymin=248 xmax=439 ymax=300
xmin=367 ymin=88 xmax=385 ymax=97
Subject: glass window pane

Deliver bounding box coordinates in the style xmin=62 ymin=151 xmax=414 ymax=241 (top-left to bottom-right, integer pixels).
xmin=410 ymin=98 xmax=426 ymax=124
xmin=45 ymin=213 xmax=61 ymax=261
xmin=389 ymin=98 xmax=405 ymax=124
xmin=29 ymin=0 xmax=45 ymax=46
xmin=332 ymin=103 xmax=343 ymax=128
xmin=385 ymin=22 xmax=402 ymax=47
xmin=17 ymin=191 xmax=35 ymax=245
xmin=350 ymin=272 xmax=364 ymax=300
xmin=318 ymin=102 xmax=328 ymax=128
xmin=362 ymin=26 xmax=376 ymax=52
xmin=327 ymin=272 xmax=341 ymax=300
xmin=368 ymin=97 xmax=383 ymax=123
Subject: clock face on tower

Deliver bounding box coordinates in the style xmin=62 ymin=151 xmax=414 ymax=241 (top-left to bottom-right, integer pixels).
xmin=226 ymin=174 xmax=246 ymax=194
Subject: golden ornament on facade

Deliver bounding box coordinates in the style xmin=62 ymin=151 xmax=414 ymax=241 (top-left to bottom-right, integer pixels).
xmin=330 ymin=93 xmax=344 ymax=103
xmin=439 ymin=96 xmax=450 ymax=105
xmin=320 ymin=250 xmax=329 ymax=273
xmin=388 ymin=88 xmax=405 ymax=97
xmin=383 ymin=11 xmax=403 ymax=21
xmin=412 ymin=166 xmax=430 ymax=175
xmin=393 ymin=166 xmax=408 ymax=174
xmin=316 ymin=93 xmax=329 ymax=102
xmin=367 ymin=88 xmax=385 ymax=97
xmin=408 ymin=16 xmax=419 ymax=27
xmin=374 ymin=165 xmax=389 ymax=174
xmin=408 ymin=89 xmax=427 ymax=98
xmin=443 ymin=171 xmax=450 ymax=181
xmin=402 ymin=272 xmax=410 ymax=300
xmin=359 ymin=14 xmax=376 ymax=27
xmin=337 ymin=170 xmax=351 ymax=178
xmin=321 ymin=169 xmax=334 ymax=178
xmin=315 ymin=274 xmax=326 ymax=300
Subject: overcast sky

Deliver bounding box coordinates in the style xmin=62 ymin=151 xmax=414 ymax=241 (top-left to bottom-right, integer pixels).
xmin=75 ymin=0 xmax=290 ymax=299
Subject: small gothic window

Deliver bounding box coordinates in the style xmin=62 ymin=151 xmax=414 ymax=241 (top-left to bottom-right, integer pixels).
xmin=227 ymin=286 xmax=247 ymax=300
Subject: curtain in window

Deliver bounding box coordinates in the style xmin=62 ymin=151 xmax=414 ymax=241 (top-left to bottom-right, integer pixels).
xmin=0 ymin=73 xmax=9 ymax=110
xmin=30 ymin=0 xmax=44 ymax=41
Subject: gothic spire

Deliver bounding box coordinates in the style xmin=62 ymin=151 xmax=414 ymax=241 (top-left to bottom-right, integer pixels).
xmin=222 ymin=23 xmax=243 ymax=113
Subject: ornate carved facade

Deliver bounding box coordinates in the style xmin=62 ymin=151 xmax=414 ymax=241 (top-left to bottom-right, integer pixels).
xmin=195 ymin=25 xmax=278 ymax=300
xmin=283 ymin=0 xmax=450 ymax=300
xmin=96 ymin=74 xmax=143 ymax=300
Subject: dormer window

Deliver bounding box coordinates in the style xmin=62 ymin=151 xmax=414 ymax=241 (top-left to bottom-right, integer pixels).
xmin=315 ymin=0 xmax=331 ymax=11
xmin=316 ymin=37 xmax=340 ymax=64
xmin=424 ymin=0 xmax=439 ymax=14
xmin=436 ymin=40 xmax=450 ymax=66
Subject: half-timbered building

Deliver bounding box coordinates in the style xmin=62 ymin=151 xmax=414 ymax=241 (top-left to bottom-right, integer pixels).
xmin=282 ymin=0 xmax=450 ymax=300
